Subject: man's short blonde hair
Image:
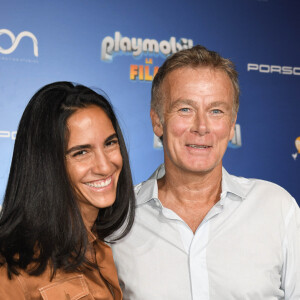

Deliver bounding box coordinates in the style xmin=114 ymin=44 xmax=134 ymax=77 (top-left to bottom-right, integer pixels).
xmin=151 ymin=45 xmax=239 ymax=122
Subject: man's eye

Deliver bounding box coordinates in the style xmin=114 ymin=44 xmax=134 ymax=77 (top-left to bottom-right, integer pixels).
xmin=211 ymin=109 xmax=223 ymax=114
xmin=179 ymin=108 xmax=191 ymax=112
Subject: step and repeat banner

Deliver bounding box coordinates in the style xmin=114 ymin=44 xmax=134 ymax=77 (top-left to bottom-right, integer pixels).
xmin=0 ymin=0 xmax=299 ymax=205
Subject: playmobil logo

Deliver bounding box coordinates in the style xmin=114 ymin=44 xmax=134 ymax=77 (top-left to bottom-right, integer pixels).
xmin=0 ymin=29 xmax=38 ymax=57
xmin=247 ymin=63 xmax=300 ymax=75
xmin=101 ymin=31 xmax=193 ymax=61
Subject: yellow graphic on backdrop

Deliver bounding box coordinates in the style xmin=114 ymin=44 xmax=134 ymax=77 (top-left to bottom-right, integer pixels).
xmin=130 ymin=58 xmax=159 ymax=81
xmin=292 ymin=136 xmax=300 ymax=160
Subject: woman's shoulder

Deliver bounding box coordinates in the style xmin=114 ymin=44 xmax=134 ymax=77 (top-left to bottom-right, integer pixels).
xmin=0 ymin=264 xmax=53 ymax=299
xmin=0 ymin=264 xmax=27 ymax=299
xmin=0 ymin=264 xmax=95 ymax=300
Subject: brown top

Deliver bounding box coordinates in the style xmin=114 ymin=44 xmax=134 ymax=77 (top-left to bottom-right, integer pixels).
xmin=0 ymin=233 xmax=122 ymax=300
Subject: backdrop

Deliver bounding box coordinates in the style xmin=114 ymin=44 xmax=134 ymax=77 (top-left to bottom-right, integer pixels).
xmin=0 ymin=0 xmax=299 ymax=206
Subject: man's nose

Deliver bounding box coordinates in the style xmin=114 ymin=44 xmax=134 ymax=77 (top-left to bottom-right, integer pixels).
xmin=191 ymin=110 xmax=210 ymax=136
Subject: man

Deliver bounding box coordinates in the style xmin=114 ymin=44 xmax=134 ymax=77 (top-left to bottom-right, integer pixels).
xmin=111 ymin=45 xmax=300 ymax=299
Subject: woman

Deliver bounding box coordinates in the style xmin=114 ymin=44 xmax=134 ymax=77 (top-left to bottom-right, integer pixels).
xmin=0 ymin=82 xmax=135 ymax=299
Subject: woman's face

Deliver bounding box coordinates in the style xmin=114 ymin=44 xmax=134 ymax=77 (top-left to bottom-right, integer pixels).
xmin=65 ymin=105 xmax=123 ymax=219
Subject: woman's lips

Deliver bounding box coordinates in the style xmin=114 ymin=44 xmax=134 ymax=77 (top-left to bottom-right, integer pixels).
xmin=85 ymin=176 xmax=112 ymax=189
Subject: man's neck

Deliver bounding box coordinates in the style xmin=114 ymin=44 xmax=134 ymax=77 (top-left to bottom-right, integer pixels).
xmin=157 ymin=164 xmax=222 ymax=233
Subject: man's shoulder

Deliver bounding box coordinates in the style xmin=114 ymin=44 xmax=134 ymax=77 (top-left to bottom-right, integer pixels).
xmin=224 ymin=169 xmax=297 ymax=209
xmin=226 ymin=169 xmax=291 ymax=195
xmin=245 ymin=176 xmax=292 ymax=198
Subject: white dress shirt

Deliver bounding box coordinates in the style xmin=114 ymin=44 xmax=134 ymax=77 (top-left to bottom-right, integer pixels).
xmin=111 ymin=165 xmax=300 ymax=300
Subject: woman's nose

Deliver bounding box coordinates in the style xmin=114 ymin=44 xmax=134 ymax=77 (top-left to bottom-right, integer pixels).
xmin=91 ymin=151 xmax=111 ymax=175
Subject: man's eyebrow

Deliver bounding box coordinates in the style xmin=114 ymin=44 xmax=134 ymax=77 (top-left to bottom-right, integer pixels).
xmin=208 ymin=101 xmax=230 ymax=108
xmin=169 ymin=99 xmax=196 ymax=109
xmin=66 ymin=144 xmax=91 ymax=155
xmin=170 ymin=99 xmax=230 ymax=108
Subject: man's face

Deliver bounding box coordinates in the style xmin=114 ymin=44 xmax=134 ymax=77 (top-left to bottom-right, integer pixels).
xmin=151 ymin=67 xmax=236 ymax=175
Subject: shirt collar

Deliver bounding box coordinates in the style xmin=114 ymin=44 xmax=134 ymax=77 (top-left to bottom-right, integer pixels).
xmin=135 ymin=164 xmax=250 ymax=206
xmin=221 ymin=167 xmax=250 ymax=200
xmin=135 ymin=164 xmax=164 ymax=206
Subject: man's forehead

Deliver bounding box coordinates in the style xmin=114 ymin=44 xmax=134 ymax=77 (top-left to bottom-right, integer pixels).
xmin=165 ymin=65 xmax=227 ymax=79
xmin=159 ymin=66 xmax=235 ymax=118
xmin=162 ymin=67 xmax=233 ymax=97
xmin=162 ymin=66 xmax=232 ymax=92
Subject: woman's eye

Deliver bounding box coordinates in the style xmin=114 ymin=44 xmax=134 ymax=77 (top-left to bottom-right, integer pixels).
xmin=72 ymin=150 xmax=87 ymax=157
xmin=106 ymin=139 xmax=119 ymax=147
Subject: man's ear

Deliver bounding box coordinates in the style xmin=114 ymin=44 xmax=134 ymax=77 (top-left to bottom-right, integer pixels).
xmin=229 ymin=114 xmax=237 ymax=141
xmin=150 ymin=109 xmax=163 ymax=138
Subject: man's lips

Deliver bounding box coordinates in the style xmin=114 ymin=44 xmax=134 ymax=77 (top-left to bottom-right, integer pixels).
xmin=186 ymin=144 xmax=212 ymax=149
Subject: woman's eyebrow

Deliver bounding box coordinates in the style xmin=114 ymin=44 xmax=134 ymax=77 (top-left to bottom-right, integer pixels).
xmin=105 ymin=133 xmax=118 ymax=143
xmin=66 ymin=134 xmax=118 ymax=154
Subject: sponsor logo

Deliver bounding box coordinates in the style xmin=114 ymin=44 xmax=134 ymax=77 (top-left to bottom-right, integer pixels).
xmin=0 ymin=29 xmax=38 ymax=57
xmin=101 ymin=31 xmax=193 ymax=61
xmin=292 ymin=136 xmax=300 ymax=160
xmin=0 ymin=130 xmax=17 ymax=140
xmin=247 ymin=63 xmax=300 ymax=76
xmin=153 ymin=124 xmax=242 ymax=149
xmin=228 ymin=124 xmax=242 ymax=148
xmin=101 ymin=31 xmax=193 ymax=82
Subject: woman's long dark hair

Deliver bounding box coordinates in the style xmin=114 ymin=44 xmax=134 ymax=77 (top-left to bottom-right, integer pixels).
xmin=0 ymin=82 xmax=135 ymax=278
